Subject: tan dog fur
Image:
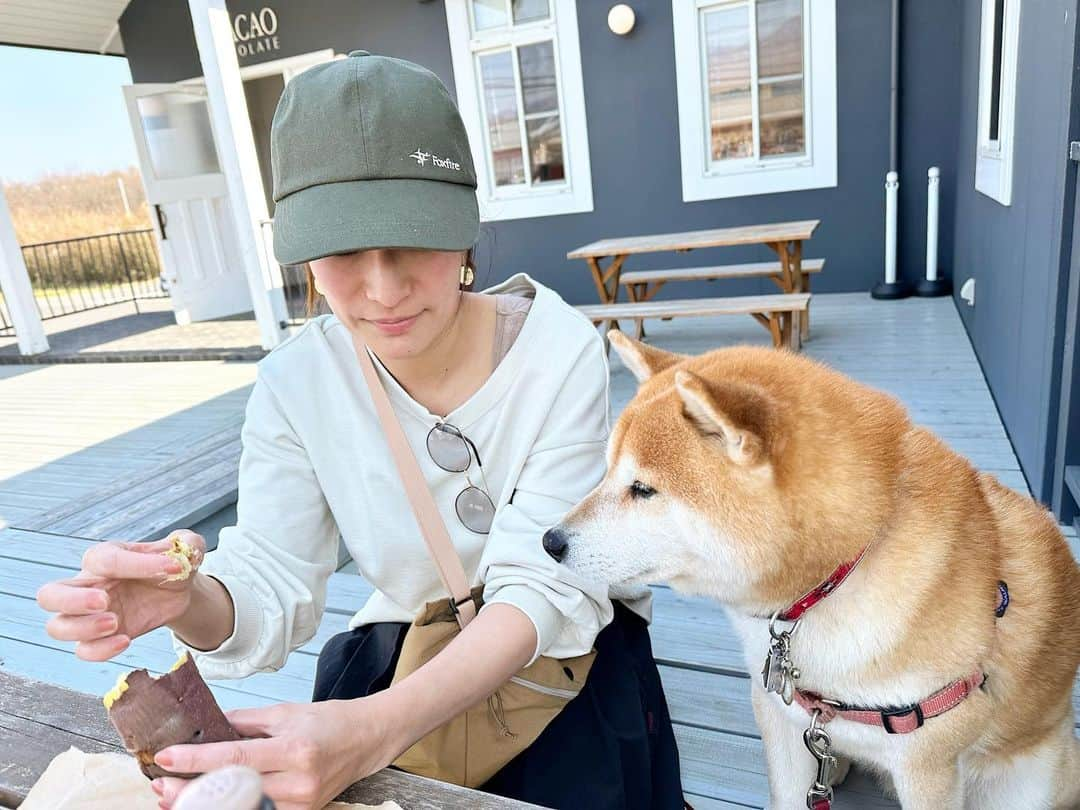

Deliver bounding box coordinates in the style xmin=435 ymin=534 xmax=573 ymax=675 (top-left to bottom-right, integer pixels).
xmin=554 ymin=332 xmax=1080 ymax=809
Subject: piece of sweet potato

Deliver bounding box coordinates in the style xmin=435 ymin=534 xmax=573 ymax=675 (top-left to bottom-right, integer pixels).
xmin=105 ymin=653 xmax=240 ymax=779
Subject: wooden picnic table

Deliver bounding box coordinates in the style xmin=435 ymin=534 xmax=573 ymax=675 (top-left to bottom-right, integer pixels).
xmin=0 ymin=671 xmax=539 ymax=810
xmin=566 ymin=219 xmax=820 ymax=343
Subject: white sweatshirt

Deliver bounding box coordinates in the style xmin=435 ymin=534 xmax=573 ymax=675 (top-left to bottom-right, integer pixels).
xmin=173 ymin=273 xmax=631 ymax=680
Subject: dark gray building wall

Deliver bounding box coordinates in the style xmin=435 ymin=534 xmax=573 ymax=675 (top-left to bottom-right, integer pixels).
xmin=897 ymin=0 xmax=963 ymax=287
xmin=950 ymin=0 xmax=1078 ymax=503
xmin=120 ymin=1 xmax=456 ymax=93
xmin=119 ymin=0 xmax=913 ymax=303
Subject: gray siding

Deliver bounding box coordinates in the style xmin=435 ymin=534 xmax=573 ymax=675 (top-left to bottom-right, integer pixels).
xmin=950 ymin=0 xmax=1078 ymax=504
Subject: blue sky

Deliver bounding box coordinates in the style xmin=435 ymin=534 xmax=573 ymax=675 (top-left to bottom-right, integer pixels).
xmin=0 ymin=46 xmax=138 ymax=183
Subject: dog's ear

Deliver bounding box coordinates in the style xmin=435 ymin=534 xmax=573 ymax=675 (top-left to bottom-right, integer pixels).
xmin=674 ymin=370 xmax=771 ymax=466
xmin=608 ymin=331 xmax=686 ymax=383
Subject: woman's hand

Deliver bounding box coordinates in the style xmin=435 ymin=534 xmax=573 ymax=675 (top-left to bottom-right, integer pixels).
xmin=150 ymin=698 xmax=398 ymax=810
xmin=36 ymin=530 xmax=206 ymax=661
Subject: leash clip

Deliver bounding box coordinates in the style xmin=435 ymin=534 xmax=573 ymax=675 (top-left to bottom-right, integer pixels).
xmin=803 ymin=710 xmax=836 ymax=809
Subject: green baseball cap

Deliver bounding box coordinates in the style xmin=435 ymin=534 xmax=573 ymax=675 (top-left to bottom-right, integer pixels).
xmin=270 ymin=50 xmax=480 ymax=266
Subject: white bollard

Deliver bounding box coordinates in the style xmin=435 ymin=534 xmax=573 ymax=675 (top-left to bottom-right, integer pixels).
xmin=916 ymin=166 xmax=952 ymax=296
xmin=872 ymin=170 xmax=911 ymax=299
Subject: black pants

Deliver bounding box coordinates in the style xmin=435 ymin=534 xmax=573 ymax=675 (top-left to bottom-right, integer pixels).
xmin=313 ymin=603 xmax=685 ymax=810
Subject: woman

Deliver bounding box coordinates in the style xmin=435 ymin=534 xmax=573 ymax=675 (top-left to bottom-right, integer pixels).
xmin=36 ymin=51 xmax=682 ymax=810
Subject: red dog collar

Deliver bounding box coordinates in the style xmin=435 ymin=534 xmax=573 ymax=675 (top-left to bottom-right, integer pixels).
xmin=776 ymin=546 xmax=870 ymax=622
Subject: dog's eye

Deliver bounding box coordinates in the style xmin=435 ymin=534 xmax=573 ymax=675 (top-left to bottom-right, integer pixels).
xmin=630 ymin=480 xmax=656 ymax=499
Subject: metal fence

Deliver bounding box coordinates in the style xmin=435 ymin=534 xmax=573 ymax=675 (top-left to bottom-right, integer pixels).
xmin=0 ymin=292 xmax=13 ymax=336
xmin=260 ymin=219 xmax=318 ymax=325
xmin=16 ymin=229 xmax=166 ymax=322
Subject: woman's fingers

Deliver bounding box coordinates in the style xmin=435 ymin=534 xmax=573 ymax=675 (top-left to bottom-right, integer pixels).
xmin=223 ymin=706 xmax=281 ymax=739
xmin=36 ymin=579 xmax=109 ymax=615
xmin=45 ymin=611 xmax=117 ymax=642
xmin=155 ymin=736 xmax=291 ymax=776
xmin=127 ymin=530 xmax=205 ymax=557
xmin=150 ymin=775 xmax=188 ymax=808
xmin=74 ymin=634 xmax=130 ymax=662
xmin=82 ymin=541 xmax=184 ymax=580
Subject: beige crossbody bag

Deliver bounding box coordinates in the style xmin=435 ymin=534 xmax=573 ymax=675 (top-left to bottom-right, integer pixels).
xmin=352 ymin=335 xmax=597 ymax=788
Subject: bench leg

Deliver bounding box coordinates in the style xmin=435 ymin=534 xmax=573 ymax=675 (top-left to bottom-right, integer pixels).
xmin=768 ymin=315 xmax=783 ymax=348
xmin=801 ymin=273 xmax=810 ymax=341
xmin=767 ymin=239 xmax=810 ymax=344
xmin=780 ymin=312 xmax=793 ymax=349
xmin=750 ymin=312 xmax=780 ymax=348
xmin=586 ymin=255 xmax=627 ymax=335
xmin=626 ymin=282 xmax=647 ymax=340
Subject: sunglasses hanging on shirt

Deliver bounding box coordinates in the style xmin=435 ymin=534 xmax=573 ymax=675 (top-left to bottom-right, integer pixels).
xmin=426 ymin=422 xmax=495 ymax=534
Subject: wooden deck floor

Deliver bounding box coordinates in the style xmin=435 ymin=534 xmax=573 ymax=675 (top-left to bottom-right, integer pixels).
xmin=0 ymin=292 xmax=1076 ymax=808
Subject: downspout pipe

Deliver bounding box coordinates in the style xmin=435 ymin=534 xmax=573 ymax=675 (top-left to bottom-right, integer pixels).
xmin=873 ymin=0 xmax=913 ymax=299
xmin=890 ymin=0 xmax=900 ymax=174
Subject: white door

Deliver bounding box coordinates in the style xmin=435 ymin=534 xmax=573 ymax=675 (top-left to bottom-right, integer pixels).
xmin=123 ymin=84 xmax=251 ymax=324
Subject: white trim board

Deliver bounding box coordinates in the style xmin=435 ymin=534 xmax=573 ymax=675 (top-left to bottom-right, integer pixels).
xmin=975 ymin=0 xmax=1020 ymax=206
xmin=672 ymin=0 xmax=838 ymax=202
xmin=444 ymin=0 xmax=594 ymax=222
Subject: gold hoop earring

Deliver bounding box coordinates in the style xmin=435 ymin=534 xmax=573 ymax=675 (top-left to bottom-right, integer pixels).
xmin=459 ymin=264 xmax=475 ymax=287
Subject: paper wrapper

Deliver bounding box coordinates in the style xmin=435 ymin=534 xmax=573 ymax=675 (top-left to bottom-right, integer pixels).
xmin=21 ymin=748 xmax=403 ymax=810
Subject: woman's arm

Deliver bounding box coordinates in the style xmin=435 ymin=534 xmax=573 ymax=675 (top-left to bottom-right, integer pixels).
xmin=168 ymin=572 xmax=236 ymax=653
xmin=370 ymin=602 xmax=536 ymax=754
xmin=171 ymin=371 xmax=340 ymax=679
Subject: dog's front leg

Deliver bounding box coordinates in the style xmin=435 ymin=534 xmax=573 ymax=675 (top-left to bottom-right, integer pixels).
xmin=891 ymin=753 xmax=963 ymax=810
xmin=750 ymin=683 xmax=817 ymax=809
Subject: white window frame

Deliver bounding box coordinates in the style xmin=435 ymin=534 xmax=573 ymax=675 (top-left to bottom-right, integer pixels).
xmin=445 ymin=0 xmax=594 ymax=221
xmin=975 ymin=0 xmax=1020 ymax=206
xmin=672 ymin=0 xmax=837 ymax=202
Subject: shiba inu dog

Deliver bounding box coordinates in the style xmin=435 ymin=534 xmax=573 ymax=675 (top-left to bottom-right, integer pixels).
xmin=545 ymin=332 xmax=1080 ymax=810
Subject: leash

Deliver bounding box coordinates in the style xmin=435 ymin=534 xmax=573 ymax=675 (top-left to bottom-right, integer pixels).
xmin=759 ymin=546 xmax=1008 ymax=809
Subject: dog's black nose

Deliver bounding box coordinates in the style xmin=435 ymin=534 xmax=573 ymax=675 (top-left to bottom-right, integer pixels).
xmin=542 ymin=527 xmax=569 ymax=562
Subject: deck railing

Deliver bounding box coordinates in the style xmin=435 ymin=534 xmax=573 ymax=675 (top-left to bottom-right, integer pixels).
xmin=14 ymin=229 xmax=167 ymax=323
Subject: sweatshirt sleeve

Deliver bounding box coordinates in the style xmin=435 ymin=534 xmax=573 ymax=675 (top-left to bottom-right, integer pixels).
xmin=477 ymin=334 xmax=615 ymax=665
xmin=171 ymin=370 xmax=340 ymax=680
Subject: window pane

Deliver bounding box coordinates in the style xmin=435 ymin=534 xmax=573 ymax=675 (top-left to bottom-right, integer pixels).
xmin=704 ymin=6 xmax=753 ymax=161
xmin=757 ymin=0 xmax=803 ymax=78
xmin=759 ymin=78 xmax=805 ymax=156
xmin=513 ymin=0 xmax=550 ymax=24
xmin=479 ymin=51 xmax=525 ymax=186
xmin=473 ymin=0 xmax=508 ymax=31
xmin=518 ymin=41 xmax=558 ymax=115
xmin=526 ymin=114 xmax=564 ymax=183
xmin=989 ymin=0 xmax=1005 ymax=141
xmin=135 ymin=92 xmax=221 ymax=180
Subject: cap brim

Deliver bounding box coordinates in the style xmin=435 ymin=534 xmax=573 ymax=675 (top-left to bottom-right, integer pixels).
xmin=272 ymin=177 xmax=479 ymax=265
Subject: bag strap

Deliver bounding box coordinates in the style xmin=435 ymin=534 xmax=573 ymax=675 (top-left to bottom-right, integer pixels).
xmin=351 ymin=334 xmax=477 ymax=629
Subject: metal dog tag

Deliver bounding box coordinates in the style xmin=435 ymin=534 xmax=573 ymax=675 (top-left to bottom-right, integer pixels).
xmin=762 ymin=615 xmax=801 ymax=704
xmin=762 ymin=644 xmax=787 ymax=694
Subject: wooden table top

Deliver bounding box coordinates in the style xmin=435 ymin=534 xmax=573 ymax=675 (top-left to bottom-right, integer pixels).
xmin=566 ymin=220 xmax=820 ymax=260
xmin=0 ymin=671 xmax=537 ymax=809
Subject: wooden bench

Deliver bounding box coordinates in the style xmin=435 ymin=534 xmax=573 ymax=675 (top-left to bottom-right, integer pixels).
xmin=621 ymin=259 xmax=825 ymax=340
xmin=578 ymin=293 xmax=811 ymax=351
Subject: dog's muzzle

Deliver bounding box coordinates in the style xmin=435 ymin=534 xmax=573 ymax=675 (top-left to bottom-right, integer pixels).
xmin=542 ymin=527 xmax=569 ymax=562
